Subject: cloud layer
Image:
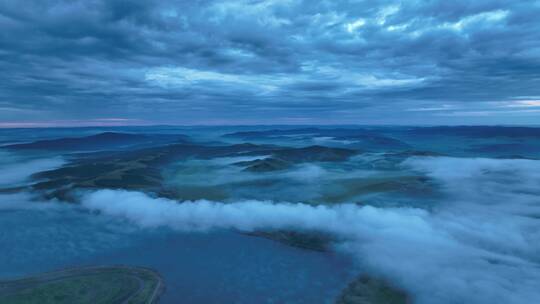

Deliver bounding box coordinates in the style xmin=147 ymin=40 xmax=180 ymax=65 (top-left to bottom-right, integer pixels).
xmin=82 ymin=156 xmax=540 ymax=304
xmin=1 ymin=0 xmax=540 ymax=125
xmin=0 ymin=151 xmax=65 ymax=186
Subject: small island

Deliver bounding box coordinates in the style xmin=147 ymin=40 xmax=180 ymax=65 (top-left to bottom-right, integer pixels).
xmin=336 ymin=276 xmax=410 ymax=304
xmin=0 ymin=266 xmax=164 ymax=304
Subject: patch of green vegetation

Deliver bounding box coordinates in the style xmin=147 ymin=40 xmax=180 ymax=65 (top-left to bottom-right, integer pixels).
xmin=319 ymin=175 xmax=434 ymax=204
xmin=0 ymin=266 xmax=163 ymax=304
xmin=265 ymin=145 xmax=358 ymax=162
xmin=31 ymin=157 xmax=164 ymax=201
xmin=336 ymin=276 xmax=410 ymax=304
xmin=28 ymin=141 xmax=359 ymax=202
xmin=28 ymin=143 xmax=280 ymax=200
xmin=158 ymin=185 xmax=229 ymax=201
xmin=233 ymin=157 xmax=291 ymax=172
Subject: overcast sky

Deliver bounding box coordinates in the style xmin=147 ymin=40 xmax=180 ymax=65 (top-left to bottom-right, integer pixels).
xmin=1 ymin=0 xmax=539 ymax=127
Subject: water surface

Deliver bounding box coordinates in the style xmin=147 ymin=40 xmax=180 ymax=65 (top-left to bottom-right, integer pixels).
xmin=0 ymin=204 xmax=354 ymax=303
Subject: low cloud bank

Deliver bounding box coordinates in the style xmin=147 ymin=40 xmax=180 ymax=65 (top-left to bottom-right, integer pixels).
xmin=81 ymin=157 xmax=540 ymax=304
xmin=0 ymin=150 xmax=65 ymax=186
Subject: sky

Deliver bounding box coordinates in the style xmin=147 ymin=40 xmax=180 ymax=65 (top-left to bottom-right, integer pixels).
xmin=1 ymin=0 xmax=539 ymax=127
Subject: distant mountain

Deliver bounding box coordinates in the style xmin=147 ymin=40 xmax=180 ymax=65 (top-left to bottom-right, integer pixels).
xmin=233 ymin=157 xmax=291 ymax=172
xmin=232 ymin=146 xmax=358 ymax=172
xmin=224 ymin=128 xmax=377 ymax=139
xmin=4 ymin=132 xmax=190 ymax=151
xmin=223 ymin=128 xmax=325 ymax=139
xmin=360 ymin=150 xmax=446 ymax=170
xmin=239 ymin=145 xmax=358 ymax=162
xmin=274 ymin=145 xmax=358 ymax=162
xmin=466 ymin=143 xmax=540 ymax=159
xmin=405 ymin=126 xmax=540 ymax=138
xmin=223 ymin=128 xmax=410 ymax=151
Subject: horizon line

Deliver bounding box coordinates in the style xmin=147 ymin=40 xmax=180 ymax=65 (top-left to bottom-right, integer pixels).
xmin=1 ymin=122 xmax=540 ymax=130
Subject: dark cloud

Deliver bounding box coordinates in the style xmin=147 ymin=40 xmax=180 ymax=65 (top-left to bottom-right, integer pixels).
xmin=0 ymin=0 xmax=539 ymax=125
